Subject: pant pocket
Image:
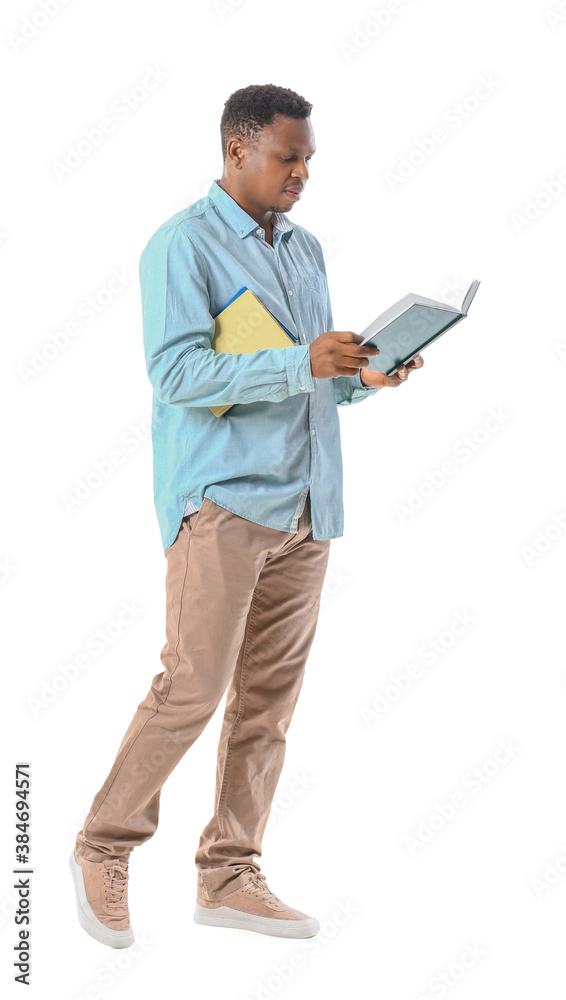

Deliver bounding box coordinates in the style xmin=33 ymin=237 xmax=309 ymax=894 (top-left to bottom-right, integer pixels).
xmin=185 ymin=496 xmax=213 ymax=539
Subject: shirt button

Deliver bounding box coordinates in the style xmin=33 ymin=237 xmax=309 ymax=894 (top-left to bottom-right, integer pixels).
xmin=311 ymin=429 xmax=315 ymax=435
xmin=288 ymin=289 xmax=293 ymax=296
xmin=300 ymin=386 xmax=306 ymax=391
xmin=259 ymin=397 xmax=264 ymax=401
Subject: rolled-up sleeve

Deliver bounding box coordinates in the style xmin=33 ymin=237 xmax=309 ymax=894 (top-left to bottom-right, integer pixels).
xmin=140 ymin=224 xmax=313 ymax=407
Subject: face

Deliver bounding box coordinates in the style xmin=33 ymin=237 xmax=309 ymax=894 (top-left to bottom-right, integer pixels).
xmin=226 ymin=113 xmax=316 ymax=216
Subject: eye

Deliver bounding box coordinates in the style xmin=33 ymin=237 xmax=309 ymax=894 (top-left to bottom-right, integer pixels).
xmin=281 ymin=157 xmax=292 ymax=162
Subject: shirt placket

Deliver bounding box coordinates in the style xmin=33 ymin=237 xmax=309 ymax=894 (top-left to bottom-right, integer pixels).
xmin=254 ymin=227 xmax=313 ymax=530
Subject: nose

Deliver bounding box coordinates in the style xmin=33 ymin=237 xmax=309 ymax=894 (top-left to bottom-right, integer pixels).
xmin=291 ymin=162 xmax=309 ymax=182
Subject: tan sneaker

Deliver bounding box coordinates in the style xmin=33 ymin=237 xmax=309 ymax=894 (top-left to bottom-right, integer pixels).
xmin=69 ymin=848 xmax=134 ymax=948
xmin=195 ymin=870 xmax=319 ymax=938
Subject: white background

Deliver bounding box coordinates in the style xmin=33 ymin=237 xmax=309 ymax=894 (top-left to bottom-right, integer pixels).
xmin=2 ymin=0 xmax=566 ymax=997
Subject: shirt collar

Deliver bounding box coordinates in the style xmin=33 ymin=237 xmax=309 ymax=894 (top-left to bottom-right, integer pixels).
xmin=208 ymin=178 xmax=294 ymax=242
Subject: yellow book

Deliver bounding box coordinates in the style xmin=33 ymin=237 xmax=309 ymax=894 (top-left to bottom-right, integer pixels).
xmin=208 ymin=286 xmax=297 ymax=417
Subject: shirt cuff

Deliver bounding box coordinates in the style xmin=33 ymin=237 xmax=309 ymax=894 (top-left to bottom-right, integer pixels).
xmin=284 ymin=345 xmax=314 ymax=396
xmin=356 ymin=370 xmax=380 ymax=392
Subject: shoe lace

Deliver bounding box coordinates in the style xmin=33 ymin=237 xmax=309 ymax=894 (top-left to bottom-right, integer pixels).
xmin=103 ymin=861 xmax=129 ymax=911
xmin=242 ymin=873 xmax=282 ymax=905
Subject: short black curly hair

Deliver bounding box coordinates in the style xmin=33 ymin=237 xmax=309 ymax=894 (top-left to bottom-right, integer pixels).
xmin=220 ymin=84 xmax=313 ymax=162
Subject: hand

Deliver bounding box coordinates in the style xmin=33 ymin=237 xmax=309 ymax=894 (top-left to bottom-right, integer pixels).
xmin=309 ymin=331 xmax=380 ymax=379
xmin=360 ymin=354 xmax=424 ymax=388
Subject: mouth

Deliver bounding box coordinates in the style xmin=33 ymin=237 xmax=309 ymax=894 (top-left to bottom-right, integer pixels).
xmin=283 ymin=188 xmax=302 ymax=200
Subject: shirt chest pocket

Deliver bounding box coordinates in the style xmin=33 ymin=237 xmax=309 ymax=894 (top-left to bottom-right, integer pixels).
xmin=287 ymin=270 xmax=328 ymax=340
xmin=298 ymin=273 xmax=326 ymax=299
xmin=292 ymin=273 xmax=328 ymax=339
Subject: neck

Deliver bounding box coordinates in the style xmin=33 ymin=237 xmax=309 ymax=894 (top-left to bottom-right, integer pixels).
xmin=217 ymin=177 xmax=274 ymax=232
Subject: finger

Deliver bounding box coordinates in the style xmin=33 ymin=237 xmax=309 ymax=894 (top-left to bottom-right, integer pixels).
xmin=338 ymin=363 xmax=374 ymax=376
xmin=337 ymin=332 xmax=379 ymax=352
xmin=339 ymin=334 xmax=380 ymax=357
xmin=406 ymin=354 xmax=424 ymax=370
xmin=381 ymin=366 xmax=408 ymax=387
xmin=347 ymin=347 xmax=380 ymax=360
xmin=345 ymin=351 xmax=381 ymax=371
xmin=347 ymin=332 xmax=380 ymax=348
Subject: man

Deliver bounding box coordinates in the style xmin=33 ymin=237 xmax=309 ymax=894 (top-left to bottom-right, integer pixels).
xmin=69 ymin=83 xmax=423 ymax=949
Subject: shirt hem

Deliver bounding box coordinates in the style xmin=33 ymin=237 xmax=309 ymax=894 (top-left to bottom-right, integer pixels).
xmin=202 ymin=495 xmax=300 ymax=534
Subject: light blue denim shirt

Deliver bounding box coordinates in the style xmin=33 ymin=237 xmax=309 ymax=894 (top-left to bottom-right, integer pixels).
xmin=139 ymin=178 xmax=380 ymax=552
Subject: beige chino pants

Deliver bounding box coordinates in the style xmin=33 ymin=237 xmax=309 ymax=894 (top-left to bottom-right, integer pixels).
xmin=75 ymin=493 xmax=330 ymax=900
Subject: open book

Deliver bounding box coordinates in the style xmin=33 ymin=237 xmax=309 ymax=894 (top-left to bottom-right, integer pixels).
xmin=359 ymin=279 xmax=480 ymax=376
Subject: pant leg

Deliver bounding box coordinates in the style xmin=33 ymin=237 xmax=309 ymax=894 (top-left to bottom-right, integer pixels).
xmin=75 ymin=498 xmax=272 ymax=862
xmin=195 ymin=494 xmax=331 ymax=900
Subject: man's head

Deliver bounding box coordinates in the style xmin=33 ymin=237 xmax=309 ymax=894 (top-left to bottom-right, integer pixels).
xmin=219 ymin=84 xmax=315 ymax=217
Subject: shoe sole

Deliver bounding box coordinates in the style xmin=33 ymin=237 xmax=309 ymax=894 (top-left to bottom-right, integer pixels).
xmin=194 ymin=901 xmax=319 ymax=938
xmin=69 ymin=850 xmax=135 ymax=949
